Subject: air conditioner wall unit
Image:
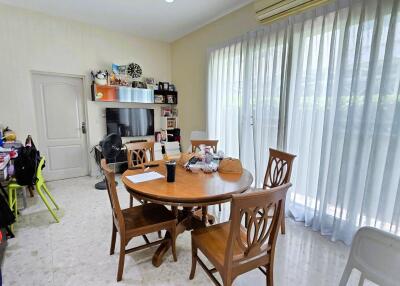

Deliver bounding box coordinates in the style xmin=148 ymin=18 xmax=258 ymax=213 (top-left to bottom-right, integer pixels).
xmin=255 ymin=0 xmax=330 ymax=23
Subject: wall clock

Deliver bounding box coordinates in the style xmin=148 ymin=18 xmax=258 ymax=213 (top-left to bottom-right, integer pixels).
xmin=127 ymin=63 xmax=142 ymax=78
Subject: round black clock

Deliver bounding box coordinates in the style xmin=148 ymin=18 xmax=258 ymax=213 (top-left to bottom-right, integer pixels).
xmin=127 ymin=63 xmax=142 ymax=78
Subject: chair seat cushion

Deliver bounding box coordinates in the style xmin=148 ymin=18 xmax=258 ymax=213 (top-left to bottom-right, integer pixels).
xmin=192 ymin=222 xmax=247 ymax=268
xmin=122 ymin=203 xmax=175 ymax=235
xmin=7 ymin=182 xmax=23 ymax=189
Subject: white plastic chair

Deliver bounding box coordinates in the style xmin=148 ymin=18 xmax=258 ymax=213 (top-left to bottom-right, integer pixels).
xmin=187 ymin=131 xmax=207 ymax=152
xmin=153 ymin=142 xmax=163 ymax=160
xmin=164 ymin=141 xmax=181 ymax=160
xmin=339 ymin=226 xmax=400 ymax=286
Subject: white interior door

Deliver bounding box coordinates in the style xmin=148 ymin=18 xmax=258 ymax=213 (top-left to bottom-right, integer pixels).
xmin=32 ymin=73 xmax=89 ymax=181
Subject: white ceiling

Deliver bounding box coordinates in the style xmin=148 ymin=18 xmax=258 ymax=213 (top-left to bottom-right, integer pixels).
xmin=0 ymin=0 xmax=254 ymax=42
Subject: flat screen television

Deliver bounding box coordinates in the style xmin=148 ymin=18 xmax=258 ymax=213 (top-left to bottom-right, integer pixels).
xmin=106 ymin=108 xmax=154 ymax=137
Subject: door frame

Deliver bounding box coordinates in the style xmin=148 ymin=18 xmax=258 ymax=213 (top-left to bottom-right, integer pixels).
xmin=30 ymin=70 xmax=91 ymax=178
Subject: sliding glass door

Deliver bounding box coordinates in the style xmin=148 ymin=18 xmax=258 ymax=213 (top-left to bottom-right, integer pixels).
xmin=207 ymin=0 xmax=400 ymax=244
xmin=208 ymin=27 xmax=288 ymax=187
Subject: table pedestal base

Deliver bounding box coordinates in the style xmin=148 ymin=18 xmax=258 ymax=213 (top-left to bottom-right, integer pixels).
xmin=152 ymin=206 xmax=215 ymax=267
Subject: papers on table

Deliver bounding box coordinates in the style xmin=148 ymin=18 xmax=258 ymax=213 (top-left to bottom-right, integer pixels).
xmin=126 ymin=171 xmax=165 ymax=184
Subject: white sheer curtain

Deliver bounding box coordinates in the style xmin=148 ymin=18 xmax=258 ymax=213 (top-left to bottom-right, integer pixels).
xmin=208 ymin=27 xmax=287 ymax=186
xmin=208 ymin=40 xmax=243 ymax=158
xmin=207 ymin=0 xmax=400 ymax=244
xmin=286 ymin=0 xmax=400 ymax=244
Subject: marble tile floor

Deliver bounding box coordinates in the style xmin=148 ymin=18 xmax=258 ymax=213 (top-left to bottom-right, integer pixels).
xmin=2 ymin=176 xmax=376 ymax=286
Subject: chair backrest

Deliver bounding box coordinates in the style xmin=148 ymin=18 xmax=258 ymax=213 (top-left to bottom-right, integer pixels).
xmin=36 ymin=157 xmax=46 ymax=185
xmin=165 ymin=141 xmax=181 ymax=159
xmin=154 ymin=142 xmax=164 ymax=160
xmin=101 ymin=159 xmax=124 ymax=232
xmin=226 ymin=183 xmax=291 ymax=267
xmin=342 ymin=227 xmax=400 ymax=286
xmin=191 ymin=140 xmax=218 ymax=153
xmin=126 ymin=141 xmax=155 ymax=168
xmin=263 ymin=148 xmax=296 ymax=189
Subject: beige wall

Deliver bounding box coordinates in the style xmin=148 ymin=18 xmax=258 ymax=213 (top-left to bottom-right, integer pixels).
xmin=171 ymin=3 xmax=260 ymax=149
xmin=0 ymin=4 xmax=171 ymax=175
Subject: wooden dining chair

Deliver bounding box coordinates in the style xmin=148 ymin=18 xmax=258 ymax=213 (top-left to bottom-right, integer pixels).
xmin=126 ymin=141 xmax=155 ymax=169
xmin=101 ymin=159 xmax=177 ymax=282
xmin=191 ymin=140 xmax=218 ymax=153
xmin=126 ymin=141 xmax=155 ymax=207
xmin=189 ymin=183 xmax=292 ymax=286
xmin=263 ymin=148 xmax=296 ymax=234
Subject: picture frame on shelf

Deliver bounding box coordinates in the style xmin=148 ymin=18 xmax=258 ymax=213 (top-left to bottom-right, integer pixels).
xmin=159 ymin=82 xmax=169 ymax=91
xmin=167 ymin=118 xmax=176 ymax=129
xmin=161 ymin=129 xmax=168 ymax=142
xmin=155 ymin=94 xmax=165 ymax=104
xmin=167 ymin=94 xmax=175 ymax=104
xmin=163 ymin=82 xmax=169 ymax=91
xmin=168 ymin=84 xmax=176 ymax=91
xmin=144 ymin=77 xmax=155 ymax=85
xmin=161 ymin=117 xmax=178 ymax=130
xmin=162 ymin=107 xmax=172 ymax=117
xmin=155 ymin=131 xmax=162 ymax=143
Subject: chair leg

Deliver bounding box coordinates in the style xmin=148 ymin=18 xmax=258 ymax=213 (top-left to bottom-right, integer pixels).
xmin=28 ymin=186 xmax=35 ymax=197
xmin=158 ymin=230 xmax=162 ymax=238
xmin=266 ymin=265 xmax=273 ymax=286
xmin=189 ymin=240 xmax=197 ymax=280
xmin=281 ymin=218 xmax=286 ymax=235
xmin=8 ymin=186 xmax=17 ymax=222
xmin=358 ymin=274 xmax=365 ymax=286
xmin=170 ymin=226 xmax=177 ymax=262
xmin=223 ymin=277 xmax=232 ymax=286
xmin=281 ymin=200 xmax=286 ymax=234
xmin=117 ymin=238 xmax=126 ymax=282
xmin=36 ymin=184 xmax=60 ymax=223
xmin=110 ymin=223 xmax=117 ymax=255
xmin=218 ymin=203 xmax=222 ymax=212
xmin=42 ymin=183 xmax=59 ymax=210
xmin=339 ymin=264 xmax=352 ymax=286
xmin=129 ymin=195 xmax=133 ymax=207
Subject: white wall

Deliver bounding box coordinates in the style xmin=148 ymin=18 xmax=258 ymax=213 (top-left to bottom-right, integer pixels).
xmin=0 ymin=3 xmax=171 ymax=176
xmin=171 ymin=4 xmax=259 ymax=149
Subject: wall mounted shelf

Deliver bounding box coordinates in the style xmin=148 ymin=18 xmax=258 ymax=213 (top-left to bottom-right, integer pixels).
xmin=91 ymin=84 xmax=178 ymax=105
xmin=91 ymin=84 xmax=153 ymax=103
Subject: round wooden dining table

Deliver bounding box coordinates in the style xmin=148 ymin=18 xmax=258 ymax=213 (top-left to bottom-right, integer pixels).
xmin=122 ymin=161 xmax=253 ymax=267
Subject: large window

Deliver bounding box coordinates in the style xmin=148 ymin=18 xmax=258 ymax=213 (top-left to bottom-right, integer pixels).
xmin=207 ymin=0 xmax=400 ymax=244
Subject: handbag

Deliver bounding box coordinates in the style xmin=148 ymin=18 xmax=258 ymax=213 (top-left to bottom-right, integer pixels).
xmin=218 ymin=158 xmax=243 ymax=174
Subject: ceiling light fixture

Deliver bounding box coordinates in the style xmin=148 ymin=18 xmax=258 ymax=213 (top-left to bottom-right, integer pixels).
xmin=165 ymin=0 xmax=174 ymax=3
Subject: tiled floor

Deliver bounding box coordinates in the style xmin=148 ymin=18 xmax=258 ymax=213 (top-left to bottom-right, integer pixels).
xmin=2 ymin=176 xmax=374 ymax=286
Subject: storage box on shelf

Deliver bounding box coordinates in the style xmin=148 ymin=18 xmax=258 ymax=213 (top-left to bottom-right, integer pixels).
xmin=91 ymin=84 xmax=178 ymax=105
xmin=91 ymin=84 xmax=154 ymax=103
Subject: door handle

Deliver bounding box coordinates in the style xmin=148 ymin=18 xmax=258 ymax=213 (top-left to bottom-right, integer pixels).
xmin=81 ymin=122 xmax=86 ymax=134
